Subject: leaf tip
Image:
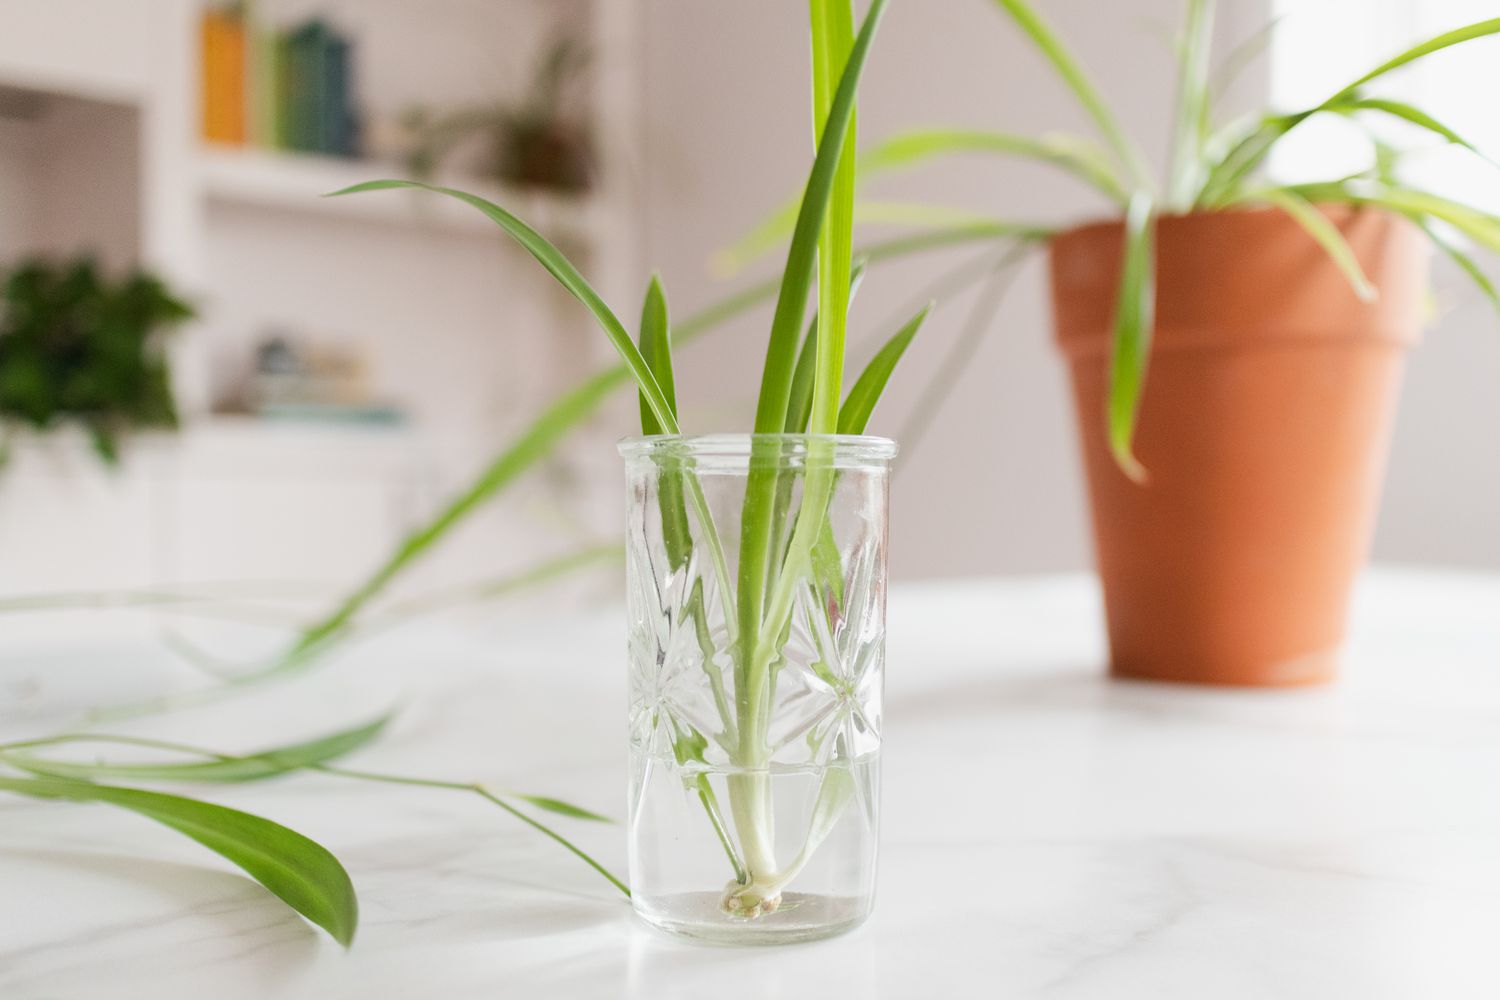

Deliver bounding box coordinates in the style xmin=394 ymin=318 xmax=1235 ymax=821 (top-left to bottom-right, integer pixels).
xmin=1108 ymin=427 xmax=1150 ymax=484
xmin=323 ymin=179 xmax=415 ymax=199
xmin=1114 ymin=448 xmax=1149 ymax=484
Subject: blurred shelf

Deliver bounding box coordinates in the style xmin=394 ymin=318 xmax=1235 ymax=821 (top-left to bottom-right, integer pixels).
xmin=170 ymin=414 xmax=429 ymax=480
xmin=0 ymin=416 xmax=425 ymax=483
xmin=196 ymin=145 xmax=598 ymax=241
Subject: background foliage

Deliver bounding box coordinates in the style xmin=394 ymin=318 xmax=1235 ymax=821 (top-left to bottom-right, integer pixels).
xmin=0 ymin=258 xmax=191 ymax=464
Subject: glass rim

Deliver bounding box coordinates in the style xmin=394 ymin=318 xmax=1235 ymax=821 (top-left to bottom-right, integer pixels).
xmin=618 ymin=433 xmax=898 ymax=462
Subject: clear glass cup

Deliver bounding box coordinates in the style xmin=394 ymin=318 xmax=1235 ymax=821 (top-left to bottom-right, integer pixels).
xmin=620 ymin=434 xmax=895 ymax=944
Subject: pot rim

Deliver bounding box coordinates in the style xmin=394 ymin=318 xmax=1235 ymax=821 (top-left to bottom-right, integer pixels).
xmin=1048 ymin=202 xmax=1426 ymax=359
xmin=1046 ymin=202 xmax=1395 ymax=247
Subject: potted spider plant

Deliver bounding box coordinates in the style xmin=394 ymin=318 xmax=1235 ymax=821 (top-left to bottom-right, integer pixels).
xmin=729 ymin=0 xmax=1500 ymax=686
xmin=1020 ymin=1 xmax=1498 ymax=686
xmin=338 ymin=0 xmax=911 ymax=943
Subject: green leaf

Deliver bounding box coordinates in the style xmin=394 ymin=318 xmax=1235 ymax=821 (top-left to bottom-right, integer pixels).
xmin=808 ymin=0 xmax=859 ymax=437
xmin=669 ymin=724 xmax=710 ymax=769
xmin=786 ymin=260 xmax=867 ymax=434
xmin=289 ymin=364 xmax=636 ymax=659
xmin=510 ymin=794 xmax=613 ymax=823
xmin=633 ymin=280 xmax=707 ymax=583
xmin=467 ymin=785 xmax=632 ymax=898
xmin=718 ymin=194 xmax=1048 ymax=275
xmin=1166 ymin=0 xmax=1216 ymax=210
xmin=0 ymin=777 xmax=358 ymax=946
xmin=848 ymin=201 xmax=1011 ymax=229
xmin=1199 ymin=18 xmax=1500 ymax=205
xmin=1254 ymin=187 xmax=1376 ymax=301
xmin=862 ymin=128 xmax=1128 ymax=202
xmin=810 ymin=518 xmax=845 ymax=610
xmin=1105 ymin=192 xmax=1156 ymax=480
xmin=1208 ymin=15 xmax=1283 ymax=102
xmin=379 ymin=544 xmax=624 ymax=624
xmin=735 ymin=0 xmax=891 ymax=682
xmin=1326 ymin=17 xmax=1500 ymax=105
xmin=1348 ymin=184 xmax=1500 ymax=253
xmin=4 ymin=717 xmax=390 ymax=784
xmin=1388 ymin=191 xmax=1500 ymax=254
xmin=761 ymin=765 xmax=854 ymax=894
xmin=860 ymin=222 xmax=1055 ymax=259
xmin=330 ymin=180 xmax=678 ymax=435
xmin=837 ymin=302 xmax=933 ymax=435
xmin=751 ymin=0 xmax=890 ymax=433
xmin=797 ymin=765 xmax=853 ymax=865
xmin=1196 ymin=110 xmax=1312 ymax=207
xmin=785 ymin=317 xmax=822 ymax=435
xmin=1331 ymin=96 xmax=1487 ymax=157
xmin=992 ymin=0 xmax=1154 ymax=188
xmin=636 ymin=274 xmax=676 ymax=436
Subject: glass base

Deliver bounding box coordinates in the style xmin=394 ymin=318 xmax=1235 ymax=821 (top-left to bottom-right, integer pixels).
xmin=634 ymin=891 xmax=870 ymax=945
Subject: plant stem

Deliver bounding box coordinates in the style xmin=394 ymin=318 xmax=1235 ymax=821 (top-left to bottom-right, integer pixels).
xmin=324 ymin=765 xmax=631 ymax=899
xmin=690 ymin=772 xmax=748 ymax=885
xmin=0 ymin=733 xmax=225 ymax=755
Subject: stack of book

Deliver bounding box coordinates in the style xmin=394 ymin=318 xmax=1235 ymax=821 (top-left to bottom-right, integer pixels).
xmin=201 ymin=3 xmax=360 ymax=158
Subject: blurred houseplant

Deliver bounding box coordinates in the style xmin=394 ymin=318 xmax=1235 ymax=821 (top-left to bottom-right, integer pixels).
xmin=0 ymin=258 xmax=191 ymax=465
xmin=403 ymin=35 xmax=594 ymax=194
xmin=726 ymin=0 xmax=1500 ymax=686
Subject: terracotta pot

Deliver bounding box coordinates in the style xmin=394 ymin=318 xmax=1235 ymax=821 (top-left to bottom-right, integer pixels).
xmin=1049 ymin=206 xmax=1427 ymax=686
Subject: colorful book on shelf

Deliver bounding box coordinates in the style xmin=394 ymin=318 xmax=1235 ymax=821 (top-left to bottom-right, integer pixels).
xmin=200 ymin=8 xmax=361 ymax=158
xmin=241 ymin=0 xmax=279 ymax=148
xmin=255 ymin=27 xmax=281 ymax=148
xmin=324 ymin=29 xmax=358 ymax=157
xmin=283 ymin=20 xmax=320 ymax=153
xmin=257 ymin=403 xmax=405 ymax=426
xmin=200 ymin=6 xmax=247 ymax=145
xmin=281 ymin=19 xmax=359 ymax=157
xmin=273 ymin=30 xmax=294 ymax=150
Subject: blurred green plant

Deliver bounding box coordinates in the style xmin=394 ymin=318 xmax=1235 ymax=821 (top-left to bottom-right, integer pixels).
xmin=404 ymin=35 xmax=594 ymax=194
xmin=0 ymin=258 xmax=192 ymax=465
xmin=721 ymin=0 xmax=1500 ymax=477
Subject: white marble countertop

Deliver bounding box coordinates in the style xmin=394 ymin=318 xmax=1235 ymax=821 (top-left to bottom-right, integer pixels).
xmin=2 ymin=568 xmax=1498 ymax=998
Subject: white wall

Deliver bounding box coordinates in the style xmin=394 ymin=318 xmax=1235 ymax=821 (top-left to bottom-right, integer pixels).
xmin=637 ymin=0 xmax=1277 ymax=578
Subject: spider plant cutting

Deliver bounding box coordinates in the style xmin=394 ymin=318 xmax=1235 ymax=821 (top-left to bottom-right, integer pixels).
xmin=329 ymin=0 xmax=915 ymax=942
xmin=0 ymin=711 xmax=628 ymax=947
xmin=723 ymin=0 xmax=1500 ymax=686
